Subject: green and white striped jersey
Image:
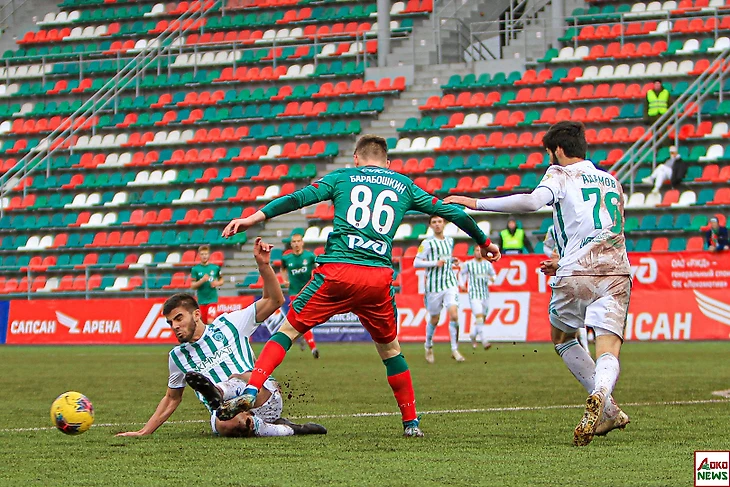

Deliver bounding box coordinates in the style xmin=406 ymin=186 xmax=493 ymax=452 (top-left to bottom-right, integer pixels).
xmin=168 ymin=304 xmax=261 ymax=412
xmin=459 ymin=258 xmax=496 ymax=300
xmin=416 ymin=236 xmax=458 ymax=293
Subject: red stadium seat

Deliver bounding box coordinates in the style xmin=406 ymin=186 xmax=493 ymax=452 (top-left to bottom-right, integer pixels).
xmin=651 ymin=237 xmax=669 ymax=252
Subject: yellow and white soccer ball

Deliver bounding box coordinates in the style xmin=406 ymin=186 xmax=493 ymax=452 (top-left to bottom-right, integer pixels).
xmin=50 ymin=391 xmax=94 ymax=435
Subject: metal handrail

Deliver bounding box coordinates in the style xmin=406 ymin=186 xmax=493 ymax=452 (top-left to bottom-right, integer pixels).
xmin=0 ymin=0 xmax=222 ymax=212
xmin=0 ymin=0 xmax=31 ymax=32
xmin=609 ymin=45 xmax=730 ymax=195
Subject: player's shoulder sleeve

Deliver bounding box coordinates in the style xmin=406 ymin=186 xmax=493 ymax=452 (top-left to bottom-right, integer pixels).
xmin=416 ymin=238 xmax=431 ymax=259
xmin=167 ymin=349 xmax=186 ymax=389
xmin=224 ymin=302 xmax=260 ymax=338
xmin=315 ymin=169 xmax=346 ymax=192
xmin=536 ymin=165 xmax=568 ymax=205
xmin=305 ymin=250 xmax=317 ymax=261
xmin=190 ymin=266 xmax=199 ymax=278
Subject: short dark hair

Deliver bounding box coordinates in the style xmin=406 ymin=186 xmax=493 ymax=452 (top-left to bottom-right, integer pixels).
xmin=163 ymin=293 xmax=199 ymax=315
xmin=543 ymin=121 xmax=587 ymax=159
xmin=354 ymin=134 xmax=388 ymax=162
xmin=198 ymin=245 xmax=210 ymax=253
xmin=429 ymin=214 xmax=444 ymax=224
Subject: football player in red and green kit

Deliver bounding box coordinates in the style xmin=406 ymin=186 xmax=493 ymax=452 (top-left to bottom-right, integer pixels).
xmin=281 ymin=232 xmax=320 ymax=358
xmin=221 ymin=135 xmax=501 ymax=436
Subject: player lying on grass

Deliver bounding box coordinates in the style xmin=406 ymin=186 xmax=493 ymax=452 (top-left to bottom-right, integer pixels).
xmin=221 ymin=134 xmax=501 ymax=437
xmin=116 ymin=238 xmax=326 ymax=438
xmin=445 ymin=121 xmax=630 ymax=446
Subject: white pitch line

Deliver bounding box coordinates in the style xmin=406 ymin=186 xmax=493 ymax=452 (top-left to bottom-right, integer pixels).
xmin=2 ymin=398 xmax=727 ymax=434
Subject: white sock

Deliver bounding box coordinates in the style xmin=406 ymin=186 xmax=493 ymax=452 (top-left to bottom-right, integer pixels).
xmin=425 ymin=322 xmax=436 ymax=349
xmin=252 ymin=416 xmax=294 ymax=437
xmin=593 ymin=353 xmax=620 ymax=397
xmin=217 ymin=378 xmax=248 ymax=401
xmin=449 ymin=320 xmax=459 ymax=351
xmin=556 ymin=340 xmax=620 ymax=417
xmin=478 ymin=325 xmax=491 ymax=347
xmin=555 ymin=338 xmax=595 ymax=392
xmin=469 ymin=323 xmax=477 ymax=341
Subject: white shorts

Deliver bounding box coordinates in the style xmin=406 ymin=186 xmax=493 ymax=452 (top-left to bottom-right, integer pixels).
xmin=549 ymin=275 xmax=631 ymax=340
xmin=469 ymin=297 xmax=490 ymax=317
xmin=425 ymin=287 xmax=459 ymax=316
xmin=210 ymin=378 xmax=282 ymax=434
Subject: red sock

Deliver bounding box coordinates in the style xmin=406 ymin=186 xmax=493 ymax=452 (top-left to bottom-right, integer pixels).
xmin=248 ymin=340 xmax=288 ymax=391
xmin=303 ymin=330 xmax=317 ymax=350
xmin=387 ymin=370 xmax=417 ymax=422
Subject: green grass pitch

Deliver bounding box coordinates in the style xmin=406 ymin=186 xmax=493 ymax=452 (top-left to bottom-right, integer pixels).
xmin=1 ymin=341 xmax=728 ymax=486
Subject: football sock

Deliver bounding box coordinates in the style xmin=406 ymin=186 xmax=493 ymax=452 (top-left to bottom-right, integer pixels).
xmin=425 ymin=322 xmax=436 ymax=349
xmin=448 ymin=320 xmax=459 ymax=351
xmin=555 ymin=338 xmax=595 ymax=392
xmin=383 ymin=353 xmax=417 ymax=423
xmin=577 ymin=328 xmax=589 ymax=352
xmin=302 ymin=330 xmax=317 ymax=351
xmin=252 ymin=416 xmax=294 ymax=437
xmin=478 ymin=326 xmax=491 ymax=347
xmin=217 ymin=378 xmax=248 ymax=401
xmin=555 ymin=339 xmax=620 ymax=417
xmin=247 ymin=332 xmax=292 ymax=392
xmin=593 ymin=352 xmax=620 ymax=397
xmin=469 ymin=322 xmax=478 ymax=341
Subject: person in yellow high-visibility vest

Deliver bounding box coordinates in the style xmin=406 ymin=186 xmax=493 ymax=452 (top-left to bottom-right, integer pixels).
xmin=499 ymin=218 xmax=533 ymax=255
xmin=645 ymin=80 xmax=671 ymax=122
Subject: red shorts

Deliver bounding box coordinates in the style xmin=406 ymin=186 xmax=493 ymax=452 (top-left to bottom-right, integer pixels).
xmin=199 ymin=303 xmax=218 ymax=324
xmin=287 ymin=263 xmax=397 ymax=344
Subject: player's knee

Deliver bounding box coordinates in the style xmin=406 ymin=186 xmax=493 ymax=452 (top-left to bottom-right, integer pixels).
xmin=218 ymin=414 xmax=256 ymax=438
xmin=550 ymin=326 xmax=576 ymax=347
xmin=279 ymin=320 xmax=303 ymax=340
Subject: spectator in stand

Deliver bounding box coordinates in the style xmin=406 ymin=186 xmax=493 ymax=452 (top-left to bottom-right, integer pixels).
xmin=191 ymin=245 xmax=224 ymax=324
xmin=645 ymin=80 xmax=671 ymax=124
xmin=641 ymin=146 xmax=682 ymax=194
xmin=499 ymin=217 xmax=533 ymax=255
xmin=705 ymin=217 xmax=729 ymax=252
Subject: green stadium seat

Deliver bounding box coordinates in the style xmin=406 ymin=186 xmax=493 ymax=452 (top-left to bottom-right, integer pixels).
xmin=687 ymin=215 xmax=708 ymax=231
xmin=639 ymin=215 xmax=657 ymax=231
xmin=668 ymin=238 xmax=687 ymax=252
xmin=656 ymin=214 xmax=674 ymax=231
xmin=634 ymin=239 xmax=651 ymax=252
xmin=623 ymin=216 xmax=639 ymax=233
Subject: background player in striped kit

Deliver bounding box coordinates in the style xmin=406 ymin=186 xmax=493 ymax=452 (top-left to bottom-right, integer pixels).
xmin=459 ymin=246 xmax=496 ymax=350
xmin=414 ymin=215 xmax=465 ymax=363
xmin=117 ymin=238 xmax=326 ymax=439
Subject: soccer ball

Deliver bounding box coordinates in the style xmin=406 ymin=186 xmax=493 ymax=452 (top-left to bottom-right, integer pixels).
xmin=50 ymin=391 xmax=94 ymax=435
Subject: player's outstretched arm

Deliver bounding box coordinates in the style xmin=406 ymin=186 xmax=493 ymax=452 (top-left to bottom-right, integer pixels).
xmin=116 ymin=387 xmax=183 ymax=437
xmin=252 ymin=237 xmax=285 ymax=323
xmin=410 ymin=187 xmax=501 ymax=262
xmin=444 ymin=186 xmax=554 ymax=213
xmin=223 ymin=179 xmax=335 ymax=237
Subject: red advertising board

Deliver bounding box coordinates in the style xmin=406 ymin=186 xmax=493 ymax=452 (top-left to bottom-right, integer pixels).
xmin=395 ymin=289 xmax=730 ymax=342
xmin=399 ymin=252 xmax=730 ymax=295
xmin=395 ymin=251 xmax=730 ymax=343
xmin=5 ymin=296 xmax=254 ymax=345
xmin=4 ymin=252 xmax=730 ymax=344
